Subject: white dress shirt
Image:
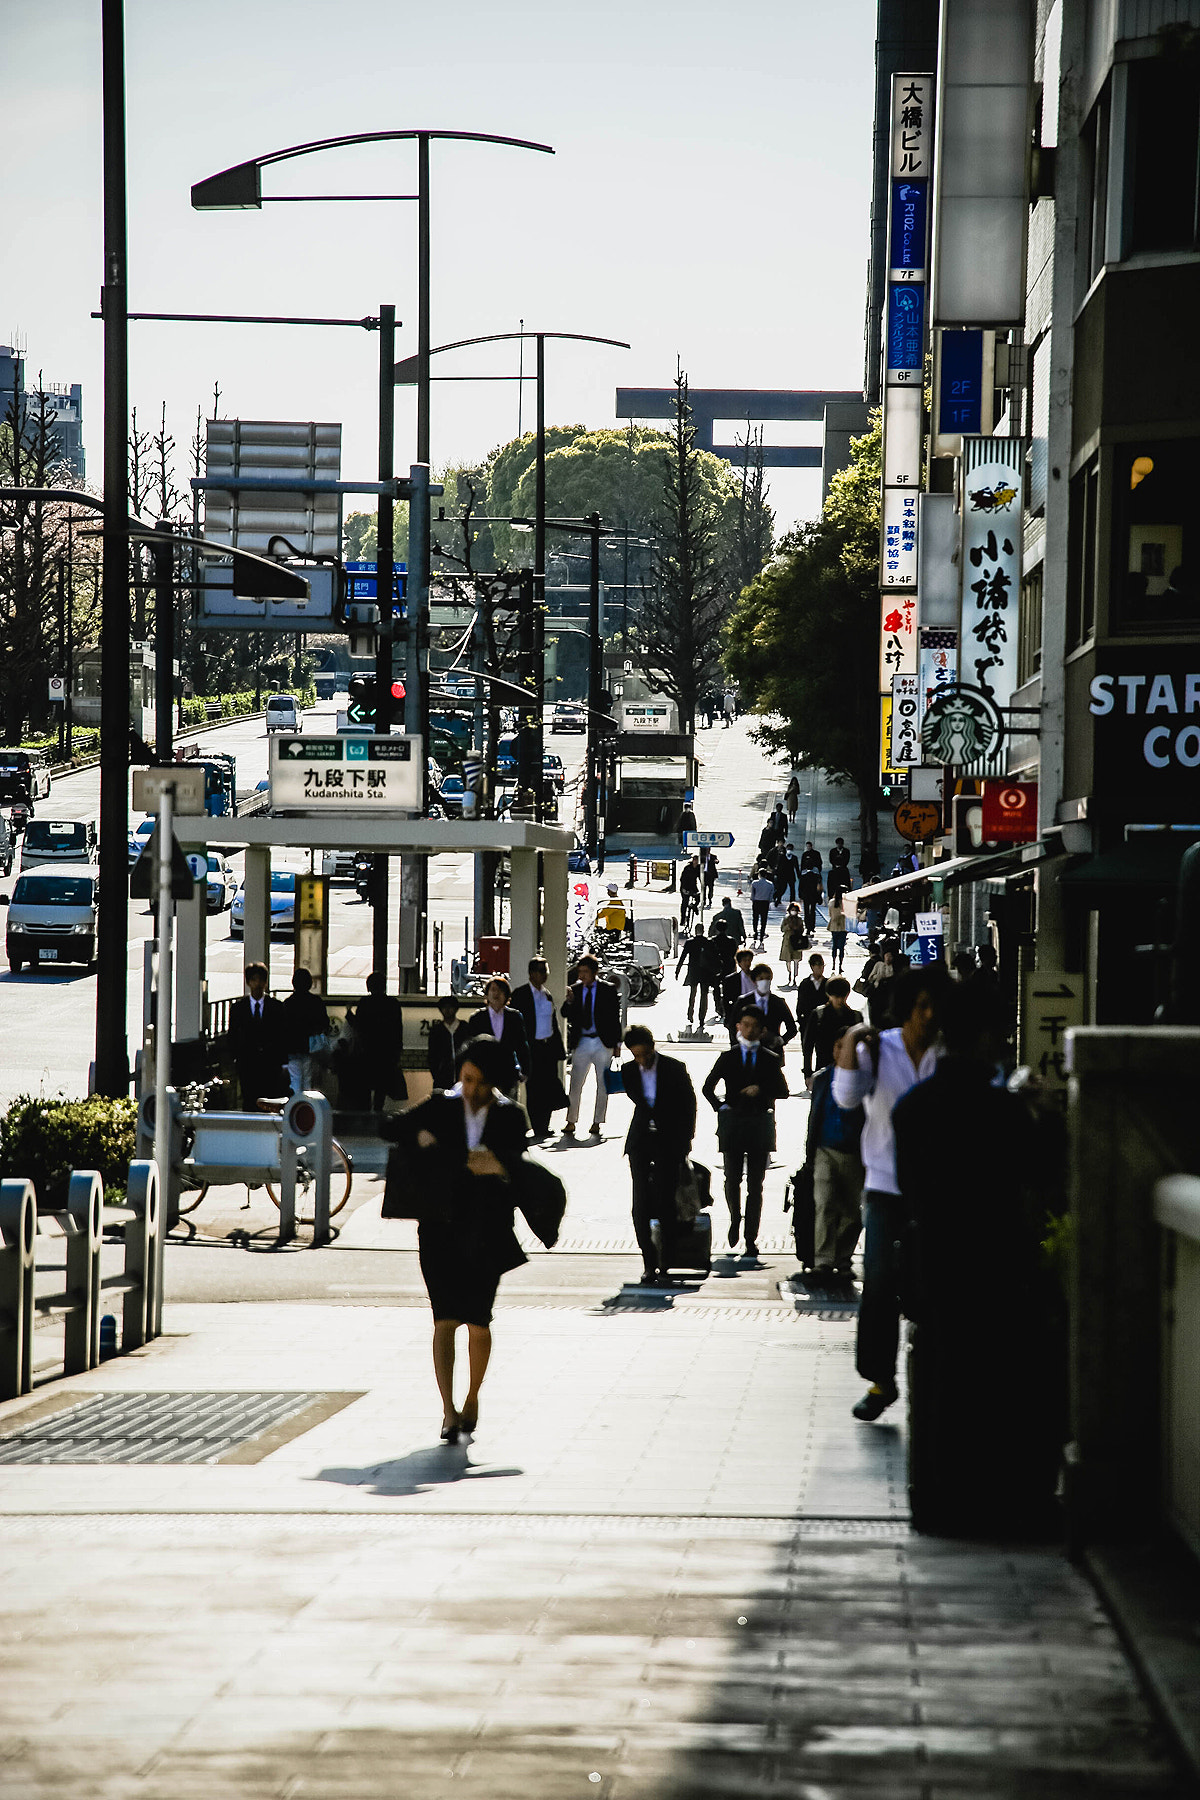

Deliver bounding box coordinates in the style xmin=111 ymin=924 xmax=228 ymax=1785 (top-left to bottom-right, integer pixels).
xmin=449 ymin=1083 xmax=491 ymax=1150
xmin=531 ymin=987 xmax=555 ymax=1040
xmin=831 ymin=1028 xmax=939 ymax=1195
xmin=487 ymin=1005 xmax=506 ymax=1039
xmin=639 ymin=1060 xmax=658 ymax=1107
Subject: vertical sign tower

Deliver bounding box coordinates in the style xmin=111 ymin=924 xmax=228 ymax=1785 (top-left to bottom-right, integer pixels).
xmin=879 ymin=72 xmax=933 ymax=777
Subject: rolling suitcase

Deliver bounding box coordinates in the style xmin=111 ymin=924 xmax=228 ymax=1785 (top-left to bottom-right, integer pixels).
xmin=654 ymin=1208 xmax=712 ymax=1276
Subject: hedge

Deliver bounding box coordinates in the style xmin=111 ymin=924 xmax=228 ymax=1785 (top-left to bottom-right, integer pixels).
xmin=0 ymin=1095 xmax=138 ymax=1208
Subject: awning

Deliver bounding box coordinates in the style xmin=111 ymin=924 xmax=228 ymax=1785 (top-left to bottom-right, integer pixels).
xmin=1058 ymin=833 xmax=1200 ymax=888
xmin=853 ymin=843 xmax=1038 ymax=908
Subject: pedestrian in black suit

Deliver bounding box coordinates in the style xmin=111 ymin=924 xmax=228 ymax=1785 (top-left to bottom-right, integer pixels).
xmin=382 ymin=1036 xmax=530 ymax=1443
xmin=794 ymin=954 xmax=828 ymax=1033
xmin=702 ymin=1005 xmax=789 ymax=1256
xmin=620 ymin=1025 xmax=697 ymax=1284
xmin=227 ymin=961 xmax=287 ymax=1108
xmin=464 ymin=976 xmax=531 ymax=1097
xmin=721 ymin=947 xmax=758 ymax=1040
xmin=747 ymin=962 xmax=799 ymax=1058
xmin=427 ymin=995 xmax=472 ymax=1091
xmin=510 ymin=956 xmax=567 ymax=1138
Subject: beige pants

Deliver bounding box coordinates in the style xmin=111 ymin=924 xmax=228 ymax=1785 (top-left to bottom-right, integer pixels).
xmin=567 ymin=1037 xmax=612 ymax=1127
xmin=813 ymin=1145 xmax=864 ymax=1270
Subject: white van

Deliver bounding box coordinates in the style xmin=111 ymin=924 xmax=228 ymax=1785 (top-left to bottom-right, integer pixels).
xmin=20 ymin=818 xmax=97 ymax=871
xmin=5 ymin=864 xmax=98 ymax=972
xmin=265 ymin=694 xmax=303 ymax=735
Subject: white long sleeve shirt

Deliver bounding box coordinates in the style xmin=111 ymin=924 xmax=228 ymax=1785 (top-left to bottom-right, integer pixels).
xmin=831 ymin=1028 xmax=939 ymax=1196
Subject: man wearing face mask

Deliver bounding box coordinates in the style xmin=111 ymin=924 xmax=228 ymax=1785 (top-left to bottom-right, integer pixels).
xmin=702 ymin=1003 xmax=789 ymax=1258
xmin=748 ymin=961 xmax=798 ymax=1059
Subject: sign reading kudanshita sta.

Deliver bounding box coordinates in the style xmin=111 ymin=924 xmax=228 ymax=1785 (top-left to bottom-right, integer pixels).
xmin=269 ymin=735 xmax=422 ymax=812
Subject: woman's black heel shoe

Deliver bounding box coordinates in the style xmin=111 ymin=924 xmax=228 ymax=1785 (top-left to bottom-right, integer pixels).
xmin=440 ymin=1419 xmax=460 ymax=1445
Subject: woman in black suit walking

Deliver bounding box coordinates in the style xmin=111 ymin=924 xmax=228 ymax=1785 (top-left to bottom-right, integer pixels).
xmin=386 ymin=1036 xmax=530 ymax=1443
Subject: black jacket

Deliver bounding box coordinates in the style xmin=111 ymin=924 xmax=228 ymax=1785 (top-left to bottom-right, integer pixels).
xmin=228 ymin=994 xmax=287 ymax=1089
xmin=280 ymin=989 xmax=330 ymax=1056
xmin=794 ymin=974 xmax=828 ymax=1023
xmin=510 ymin=982 xmax=566 ymax=1062
xmin=708 ymin=904 xmax=746 ymax=946
xmin=620 ymin=1053 xmax=696 ymax=1163
xmin=721 ymin=968 xmax=759 ymax=1021
xmin=464 ymin=1004 xmax=531 ymax=1083
xmin=382 ymin=1092 xmax=529 ymax=1278
xmin=561 ymin=977 xmax=622 ymax=1052
xmin=427 ymin=1017 xmax=472 ymax=1091
xmin=802 ymin=1001 xmax=862 ymax=1077
xmin=751 ymin=991 xmax=798 ymax=1052
xmin=675 ymin=935 xmax=712 ymax=984
xmin=702 ymin=1042 xmax=788 ymax=1114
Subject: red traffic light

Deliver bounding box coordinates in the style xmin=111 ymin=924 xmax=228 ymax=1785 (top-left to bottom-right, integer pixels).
xmin=391 ymin=680 xmax=406 ymax=700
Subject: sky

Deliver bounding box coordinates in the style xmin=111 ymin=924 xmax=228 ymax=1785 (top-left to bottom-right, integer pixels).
xmin=4 ymin=0 xmax=877 ymax=537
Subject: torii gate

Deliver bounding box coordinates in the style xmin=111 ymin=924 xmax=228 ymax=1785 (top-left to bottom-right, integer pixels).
xmin=615 ymin=387 xmax=869 ymax=498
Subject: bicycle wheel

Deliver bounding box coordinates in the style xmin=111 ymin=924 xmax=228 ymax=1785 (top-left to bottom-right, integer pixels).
xmin=176 ymin=1180 xmax=210 ymax=1216
xmin=265 ymin=1140 xmax=354 ymax=1219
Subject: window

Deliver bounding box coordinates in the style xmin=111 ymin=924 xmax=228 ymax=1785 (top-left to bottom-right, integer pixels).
xmin=1081 ymin=86 xmax=1111 ymax=284
xmin=1126 ymin=53 xmax=1200 ymax=254
xmin=1111 ymin=439 xmax=1199 ymax=631
xmin=1068 ymin=460 xmax=1100 ymax=647
xmin=1018 ymin=566 xmax=1044 ymax=684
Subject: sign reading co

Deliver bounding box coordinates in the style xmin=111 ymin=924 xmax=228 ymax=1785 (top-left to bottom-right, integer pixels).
xmin=980 ymin=780 xmax=1037 ymax=842
xmin=1088 ymin=652 xmax=1200 ymax=818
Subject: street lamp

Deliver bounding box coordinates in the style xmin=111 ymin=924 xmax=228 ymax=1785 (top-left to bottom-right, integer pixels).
xmin=193 ymin=127 xmax=554 ymax=989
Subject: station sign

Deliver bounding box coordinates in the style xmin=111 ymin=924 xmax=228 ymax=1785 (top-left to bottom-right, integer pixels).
xmin=683 ymin=831 xmax=735 ymax=849
xmin=269 ymin=734 xmax=422 ymax=813
xmin=621 ymin=703 xmax=671 ymax=733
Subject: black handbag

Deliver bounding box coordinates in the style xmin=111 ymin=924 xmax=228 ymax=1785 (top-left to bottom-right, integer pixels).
xmin=381 ymin=1144 xmax=424 ymax=1220
xmin=515 ymin=1154 xmax=568 ymax=1248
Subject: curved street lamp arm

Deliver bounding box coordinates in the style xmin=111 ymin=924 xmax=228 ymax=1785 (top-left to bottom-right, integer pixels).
xmin=193 ymin=129 xmax=554 ymax=209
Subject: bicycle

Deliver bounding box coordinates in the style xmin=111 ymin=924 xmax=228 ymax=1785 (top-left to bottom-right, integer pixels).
xmin=173 ymin=1082 xmax=354 ymax=1221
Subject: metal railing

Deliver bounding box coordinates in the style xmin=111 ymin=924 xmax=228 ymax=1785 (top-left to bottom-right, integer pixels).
xmin=0 ymin=1162 xmax=162 ymax=1401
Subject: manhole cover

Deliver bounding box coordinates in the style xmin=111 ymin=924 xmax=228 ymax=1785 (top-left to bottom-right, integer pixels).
xmin=0 ymin=1391 xmax=330 ymax=1465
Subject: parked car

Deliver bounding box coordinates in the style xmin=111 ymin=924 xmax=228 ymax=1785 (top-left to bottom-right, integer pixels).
xmin=543 ymin=752 xmax=566 ymax=793
xmin=265 ymin=694 xmax=303 ymax=734
xmin=205 ymin=854 xmax=237 ymax=913
xmin=321 ymin=850 xmax=357 ymax=884
xmin=551 ymin=703 xmax=585 ymax=734
xmin=5 ymin=864 xmax=98 ymax=972
xmin=128 ymin=818 xmax=156 ymax=868
xmin=230 ymin=868 xmax=296 ymax=938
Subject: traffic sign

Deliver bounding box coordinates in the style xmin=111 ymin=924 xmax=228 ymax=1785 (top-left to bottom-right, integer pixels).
xmin=684 ymin=831 xmax=734 ymax=849
xmin=48 ymin=676 xmax=65 ymax=703
xmin=129 ymin=827 xmax=195 ymax=902
xmin=185 ymin=853 xmax=208 ymax=882
xmin=269 ymin=733 xmax=422 ymax=813
xmin=132 ymin=767 xmax=206 ymax=816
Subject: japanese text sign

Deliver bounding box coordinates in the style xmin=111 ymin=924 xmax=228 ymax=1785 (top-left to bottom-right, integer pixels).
xmin=880 ymin=588 xmax=918 ymax=689
xmin=269 ymin=734 xmax=422 ymax=812
xmin=959 ymin=439 xmax=1025 ymax=710
xmin=1022 ymin=972 xmax=1084 ymax=1097
xmin=882 ymin=489 xmax=919 ymax=593
xmin=891 ymin=672 xmax=922 ymax=767
xmin=980 ymin=780 xmax=1038 ymax=842
xmin=891 ymin=73 xmax=933 ymax=178
xmin=886 ymin=285 xmax=925 ymax=384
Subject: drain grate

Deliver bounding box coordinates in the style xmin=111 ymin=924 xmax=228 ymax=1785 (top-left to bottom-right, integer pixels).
xmin=0 ymin=1391 xmax=328 ymax=1465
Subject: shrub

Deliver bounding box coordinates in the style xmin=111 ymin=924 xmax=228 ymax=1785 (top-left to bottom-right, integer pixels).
xmin=0 ymin=1095 xmax=138 ymax=1208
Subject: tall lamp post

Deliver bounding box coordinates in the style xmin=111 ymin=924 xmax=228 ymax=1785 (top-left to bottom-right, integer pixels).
xmin=193 ymin=128 xmax=553 ymax=988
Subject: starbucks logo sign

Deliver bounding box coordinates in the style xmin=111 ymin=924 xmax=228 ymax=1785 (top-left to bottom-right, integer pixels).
xmin=920 ymin=685 xmax=1004 ymax=766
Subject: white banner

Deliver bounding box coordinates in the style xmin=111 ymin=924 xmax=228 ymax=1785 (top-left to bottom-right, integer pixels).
xmin=891 ymin=672 xmax=922 ymax=766
xmin=959 ymin=439 xmax=1025 ymax=710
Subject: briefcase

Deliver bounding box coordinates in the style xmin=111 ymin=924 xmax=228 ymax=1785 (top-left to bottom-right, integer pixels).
xmin=603 ymin=1066 xmax=625 ymax=1096
xmin=784 ymin=1163 xmax=816 ymax=1271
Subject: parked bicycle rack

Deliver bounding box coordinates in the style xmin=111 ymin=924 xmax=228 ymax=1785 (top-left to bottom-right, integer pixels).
xmin=0 ymin=1162 xmax=162 ymax=1402
xmin=138 ymin=1088 xmax=334 ymax=1246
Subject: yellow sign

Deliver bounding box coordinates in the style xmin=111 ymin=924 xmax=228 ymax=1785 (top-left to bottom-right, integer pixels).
xmin=298 ymin=874 xmax=326 ymax=926
xmin=880 ymin=695 xmax=902 ymax=781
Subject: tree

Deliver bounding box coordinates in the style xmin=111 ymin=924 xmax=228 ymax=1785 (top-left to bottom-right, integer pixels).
xmin=733 ymin=420 xmax=773 ymax=592
xmin=723 ymin=415 xmax=884 ymax=860
xmin=629 ymin=368 xmax=730 ymax=734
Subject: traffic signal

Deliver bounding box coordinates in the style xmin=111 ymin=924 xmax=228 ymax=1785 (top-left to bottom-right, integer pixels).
xmin=347 ymin=676 xmax=376 ymax=724
xmin=347 ymin=675 xmax=406 ymax=724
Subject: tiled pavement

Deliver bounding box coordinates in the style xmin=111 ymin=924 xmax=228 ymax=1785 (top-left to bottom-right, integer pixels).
xmin=0 ymin=732 xmax=1186 ymax=1796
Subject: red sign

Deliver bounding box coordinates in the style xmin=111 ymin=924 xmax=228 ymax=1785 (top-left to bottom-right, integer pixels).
xmin=981 ymin=780 xmax=1038 ymax=842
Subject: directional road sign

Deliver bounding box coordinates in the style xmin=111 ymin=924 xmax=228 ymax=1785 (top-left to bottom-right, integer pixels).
xmin=269 ymin=733 xmax=422 ymax=813
xmin=683 ymin=831 xmax=734 ymax=849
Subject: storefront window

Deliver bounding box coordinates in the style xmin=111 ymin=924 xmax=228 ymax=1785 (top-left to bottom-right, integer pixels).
xmin=1018 ymin=566 xmax=1043 ymax=684
xmin=1112 ymin=439 xmax=1199 ymax=631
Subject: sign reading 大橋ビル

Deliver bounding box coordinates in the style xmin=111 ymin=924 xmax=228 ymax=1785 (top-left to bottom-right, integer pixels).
xmin=269 ymin=734 xmax=422 ymax=813
xmin=1088 ymin=652 xmax=1200 ymax=818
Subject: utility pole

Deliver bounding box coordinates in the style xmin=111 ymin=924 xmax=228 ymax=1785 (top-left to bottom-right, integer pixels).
xmin=97 ymin=0 xmax=131 ymax=1097
xmin=400 ymin=138 xmax=433 ymax=994
xmin=373 ymin=302 xmax=395 ymax=981
xmin=585 ymin=511 xmax=602 ymax=855
xmin=153 ymin=521 xmax=174 ymax=763
xmin=55 ymin=557 xmax=66 ymax=760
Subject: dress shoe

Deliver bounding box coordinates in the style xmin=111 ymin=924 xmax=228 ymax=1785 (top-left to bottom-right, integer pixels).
xmin=852 ymin=1383 xmax=898 ymax=1422
xmin=744 ymin=1243 xmax=760 ymax=1259
xmin=561 ymin=1122 xmax=576 ymax=1137
xmin=727 ymin=1219 xmax=740 ymax=1249
xmin=589 ymin=1123 xmax=602 ymax=1137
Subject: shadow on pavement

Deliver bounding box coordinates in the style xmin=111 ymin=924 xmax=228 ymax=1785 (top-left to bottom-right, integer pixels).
xmin=314 ymin=1445 xmax=523 ymax=1497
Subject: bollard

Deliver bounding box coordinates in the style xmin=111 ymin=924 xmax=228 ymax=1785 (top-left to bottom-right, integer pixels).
xmin=280 ymin=1092 xmax=333 ymax=1247
xmin=63 ymin=1170 xmax=103 ymax=1375
xmin=0 ymin=1179 xmax=36 ymax=1399
xmin=120 ymin=1160 xmax=160 ymax=1349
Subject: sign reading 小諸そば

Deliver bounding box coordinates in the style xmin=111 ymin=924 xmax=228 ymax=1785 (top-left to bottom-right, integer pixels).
xmin=959 ymin=438 xmax=1025 ymax=710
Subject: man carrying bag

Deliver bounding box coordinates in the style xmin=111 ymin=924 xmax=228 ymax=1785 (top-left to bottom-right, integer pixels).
xmin=701 ymin=1001 xmax=789 ymax=1259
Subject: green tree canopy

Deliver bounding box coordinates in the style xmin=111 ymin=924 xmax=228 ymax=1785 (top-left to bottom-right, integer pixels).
xmin=723 ymin=415 xmax=883 ymax=853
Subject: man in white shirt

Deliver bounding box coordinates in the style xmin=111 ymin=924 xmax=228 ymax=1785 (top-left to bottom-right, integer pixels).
xmin=749 ymin=868 xmax=774 ymax=948
xmin=832 ymin=966 xmax=946 ymax=1421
